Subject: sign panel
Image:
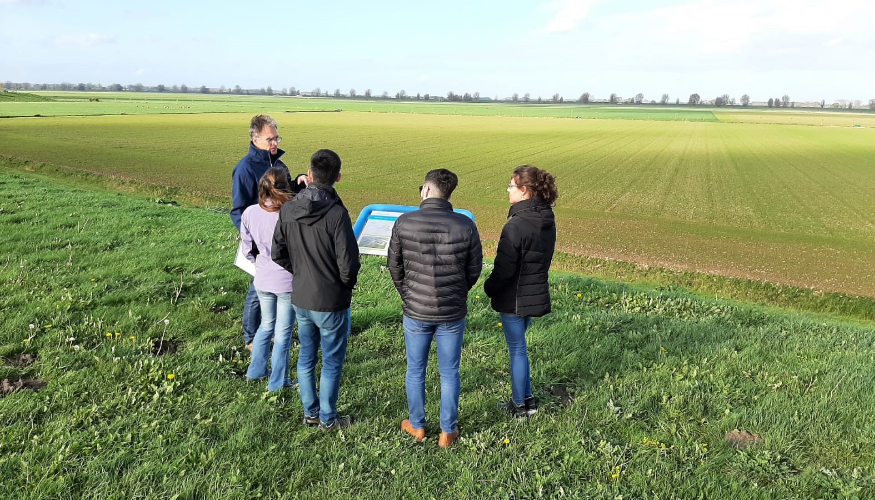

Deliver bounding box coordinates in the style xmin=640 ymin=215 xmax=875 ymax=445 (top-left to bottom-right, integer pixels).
xmin=356 ymin=210 xmax=405 ymax=256
xmin=353 ymin=204 xmax=475 ymax=257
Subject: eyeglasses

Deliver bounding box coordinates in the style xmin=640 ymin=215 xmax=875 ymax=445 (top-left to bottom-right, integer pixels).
xmin=258 ymin=135 xmax=282 ymax=144
xmin=508 ymin=183 xmax=519 ymax=188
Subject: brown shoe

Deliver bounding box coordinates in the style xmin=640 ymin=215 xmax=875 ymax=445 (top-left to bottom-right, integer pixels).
xmin=438 ymin=429 xmax=459 ymax=448
xmin=401 ymin=419 xmax=425 ymax=441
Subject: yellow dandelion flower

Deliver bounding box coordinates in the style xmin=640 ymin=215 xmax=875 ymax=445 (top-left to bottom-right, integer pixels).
xmin=23 ymin=339 xmax=30 ymax=343
xmin=167 ymin=374 xmax=175 ymax=380
xmin=498 ymin=322 xmax=503 ymax=327
xmin=45 ymin=324 xmax=52 ymax=328
xmin=660 ymin=346 xmax=667 ymax=352
xmin=91 ymin=278 xmax=96 ymax=282
xmin=476 ymin=295 xmax=481 ymax=299
xmin=612 ymin=474 xmax=619 ymax=479
xmin=115 ymin=332 xmax=120 ymax=337
xmin=577 ymin=293 xmax=582 ymax=298
xmin=106 ymin=333 xmax=112 ymax=337
xmin=129 ymin=336 xmax=136 ymax=340
xmin=503 ymin=438 xmax=510 ymax=444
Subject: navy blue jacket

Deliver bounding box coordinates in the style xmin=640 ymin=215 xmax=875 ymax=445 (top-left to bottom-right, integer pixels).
xmin=230 ymin=142 xmax=291 ymax=231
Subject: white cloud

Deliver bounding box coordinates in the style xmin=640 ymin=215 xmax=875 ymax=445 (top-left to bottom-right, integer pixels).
xmin=544 ymin=0 xmax=599 ymax=33
xmin=55 ymin=33 xmax=117 ymax=48
xmin=135 ymin=68 xmax=146 ymax=76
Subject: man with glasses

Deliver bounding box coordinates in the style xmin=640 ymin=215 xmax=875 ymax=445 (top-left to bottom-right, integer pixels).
xmin=387 ymin=169 xmax=483 ymax=447
xmin=231 ymin=114 xmax=307 ymax=350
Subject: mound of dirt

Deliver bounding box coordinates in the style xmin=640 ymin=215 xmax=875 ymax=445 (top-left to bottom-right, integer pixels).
xmin=725 ymin=429 xmax=763 ymax=449
xmin=152 ymin=339 xmax=182 ymax=356
xmin=1 ymin=353 xmax=37 ymax=367
xmin=1 ymin=378 xmax=47 ymax=396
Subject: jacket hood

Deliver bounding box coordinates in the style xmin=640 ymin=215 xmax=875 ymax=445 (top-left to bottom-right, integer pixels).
xmin=287 ymin=184 xmax=343 ymax=226
xmin=247 ymin=141 xmax=285 ymax=165
xmin=508 ymin=198 xmax=555 ymax=230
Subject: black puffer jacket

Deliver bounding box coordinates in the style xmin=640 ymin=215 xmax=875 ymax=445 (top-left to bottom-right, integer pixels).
xmin=387 ymin=198 xmax=483 ymax=322
xmin=272 ymin=183 xmax=361 ymax=312
xmin=484 ymin=198 xmax=556 ymax=317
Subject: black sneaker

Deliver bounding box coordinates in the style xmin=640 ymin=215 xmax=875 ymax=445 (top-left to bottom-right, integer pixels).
xmin=319 ymin=415 xmax=353 ymax=431
xmin=499 ymin=399 xmax=529 ymax=418
xmin=523 ymin=396 xmax=538 ymax=416
xmin=303 ymin=414 xmax=319 ymax=427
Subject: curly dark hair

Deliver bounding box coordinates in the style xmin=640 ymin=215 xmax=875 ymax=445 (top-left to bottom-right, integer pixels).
xmin=513 ymin=165 xmax=558 ymax=204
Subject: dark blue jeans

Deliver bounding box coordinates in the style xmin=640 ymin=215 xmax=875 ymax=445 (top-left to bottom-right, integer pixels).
xmin=403 ymin=316 xmax=465 ymax=433
xmin=294 ymin=306 xmax=350 ymax=423
xmin=242 ymin=280 xmax=261 ymax=345
xmin=500 ymin=313 xmax=533 ymax=406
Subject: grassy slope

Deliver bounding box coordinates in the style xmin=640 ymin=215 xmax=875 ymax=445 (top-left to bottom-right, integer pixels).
xmin=1 ymin=110 xmax=874 ymax=300
xmin=0 ymin=92 xmax=54 ymax=103
xmin=1 ymin=171 xmax=874 ymax=498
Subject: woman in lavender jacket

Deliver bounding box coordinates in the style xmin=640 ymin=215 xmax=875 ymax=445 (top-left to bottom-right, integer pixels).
xmin=241 ymin=167 xmax=295 ymax=391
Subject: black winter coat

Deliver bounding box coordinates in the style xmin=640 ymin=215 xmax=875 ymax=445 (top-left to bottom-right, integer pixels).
xmin=484 ymin=198 xmax=556 ymax=317
xmin=272 ymin=184 xmax=361 ymax=312
xmin=387 ymin=198 xmax=483 ymax=322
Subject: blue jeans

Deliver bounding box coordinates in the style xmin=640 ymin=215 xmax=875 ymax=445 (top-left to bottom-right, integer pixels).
xmin=242 ymin=280 xmax=261 ymax=345
xmin=246 ymin=289 xmax=296 ymax=391
xmin=500 ymin=313 xmax=533 ymax=406
xmin=403 ymin=316 xmax=465 ymax=433
xmin=294 ymin=306 xmax=350 ymax=423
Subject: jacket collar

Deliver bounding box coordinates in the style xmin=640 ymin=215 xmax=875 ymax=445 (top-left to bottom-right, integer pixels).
xmin=247 ymin=141 xmax=285 ymax=165
xmin=419 ymin=197 xmax=454 ymax=211
xmin=507 ymin=197 xmax=549 ymax=218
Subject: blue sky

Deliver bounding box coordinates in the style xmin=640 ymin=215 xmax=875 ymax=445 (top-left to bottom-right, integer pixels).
xmin=2 ymin=0 xmax=872 ymax=103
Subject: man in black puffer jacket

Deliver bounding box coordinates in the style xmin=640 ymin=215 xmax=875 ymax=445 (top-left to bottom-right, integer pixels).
xmin=388 ymin=168 xmax=482 ymax=447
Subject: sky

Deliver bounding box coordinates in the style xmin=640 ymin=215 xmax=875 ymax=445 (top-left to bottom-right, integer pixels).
xmin=2 ymin=0 xmax=873 ymax=103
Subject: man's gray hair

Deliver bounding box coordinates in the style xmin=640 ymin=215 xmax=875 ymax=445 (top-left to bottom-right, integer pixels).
xmin=249 ymin=114 xmax=278 ymax=139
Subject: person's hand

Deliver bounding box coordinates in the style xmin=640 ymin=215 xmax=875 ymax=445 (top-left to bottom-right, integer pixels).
xmin=296 ymin=174 xmax=310 ymax=187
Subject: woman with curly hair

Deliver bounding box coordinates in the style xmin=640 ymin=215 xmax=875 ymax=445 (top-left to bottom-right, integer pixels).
xmin=484 ymin=165 xmax=558 ymax=417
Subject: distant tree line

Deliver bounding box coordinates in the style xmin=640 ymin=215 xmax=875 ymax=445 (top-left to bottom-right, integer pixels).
xmin=2 ymin=81 xmax=873 ymax=110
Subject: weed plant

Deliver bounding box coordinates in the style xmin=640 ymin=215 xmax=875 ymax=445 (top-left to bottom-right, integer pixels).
xmin=1 ymin=172 xmax=874 ymax=498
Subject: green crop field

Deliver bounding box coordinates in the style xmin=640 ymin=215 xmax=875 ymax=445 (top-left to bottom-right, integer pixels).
xmin=1 ymin=172 xmax=874 ymax=498
xmin=2 ymin=98 xmax=874 ymax=300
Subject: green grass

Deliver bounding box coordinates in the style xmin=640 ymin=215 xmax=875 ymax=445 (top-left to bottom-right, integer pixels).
xmin=2 ymin=107 xmax=874 ymax=300
xmin=0 ymin=91 xmax=54 ymax=103
xmin=2 ymin=171 xmax=874 ymax=498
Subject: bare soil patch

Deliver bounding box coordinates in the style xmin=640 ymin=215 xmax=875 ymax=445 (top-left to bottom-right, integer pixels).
xmin=725 ymin=428 xmax=764 ymax=449
xmin=1 ymin=378 xmax=47 ymax=396
xmin=152 ymin=338 xmax=182 ymax=356
xmin=545 ymin=384 xmax=575 ymax=407
xmin=1 ymin=353 xmax=37 ymax=367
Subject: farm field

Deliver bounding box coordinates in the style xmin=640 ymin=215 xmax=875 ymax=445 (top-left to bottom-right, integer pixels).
xmin=1 ymin=105 xmax=874 ymax=299
xmin=2 ymin=172 xmax=874 ymax=498
xmin=6 ymin=91 xmax=875 ymax=127
xmin=0 ymin=91 xmax=725 ymax=121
